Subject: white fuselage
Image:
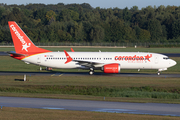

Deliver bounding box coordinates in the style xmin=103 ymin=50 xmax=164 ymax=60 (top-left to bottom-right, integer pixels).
xmin=22 ymin=52 xmax=176 ymax=71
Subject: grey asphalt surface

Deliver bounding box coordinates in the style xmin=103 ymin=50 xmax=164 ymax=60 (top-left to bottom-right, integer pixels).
xmin=0 ymin=96 xmax=180 ymax=116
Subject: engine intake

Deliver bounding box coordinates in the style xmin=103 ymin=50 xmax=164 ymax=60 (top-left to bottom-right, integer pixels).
xmin=103 ymin=63 xmax=120 ymax=73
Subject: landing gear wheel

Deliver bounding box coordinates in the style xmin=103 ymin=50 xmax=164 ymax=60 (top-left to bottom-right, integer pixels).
xmin=89 ymin=67 xmax=94 ymax=75
xmin=89 ymin=70 xmax=94 ymax=75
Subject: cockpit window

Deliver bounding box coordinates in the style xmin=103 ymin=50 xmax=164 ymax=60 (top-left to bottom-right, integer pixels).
xmin=163 ymin=57 xmax=169 ymax=60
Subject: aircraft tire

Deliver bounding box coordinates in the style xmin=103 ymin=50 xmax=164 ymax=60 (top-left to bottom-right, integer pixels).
xmin=89 ymin=70 xmax=94 ymax=75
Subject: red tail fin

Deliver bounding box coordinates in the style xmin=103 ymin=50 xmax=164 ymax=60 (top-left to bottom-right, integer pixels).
xmin=8 ymin=21 xmax=51 ymax=55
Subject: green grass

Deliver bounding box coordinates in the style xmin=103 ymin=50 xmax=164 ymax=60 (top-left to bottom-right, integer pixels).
xmin=1 ymin=46 xmax=180 ymax=53
xmin=0 ymin=56 xmax=42 ymax=72
xmin=1 ymin=107 xmax=179 ymax=120
xmin=2 ymin=85 xmax=179 ymax=99
xmin=0 ymin=75 xmax=180 ymax=103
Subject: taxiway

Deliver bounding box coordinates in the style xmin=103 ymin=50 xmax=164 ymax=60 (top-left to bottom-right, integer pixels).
xmin=0 ymin=96 xmax=180 ymax=116
xmin=0 ymin=71 xmax=180 ymax=78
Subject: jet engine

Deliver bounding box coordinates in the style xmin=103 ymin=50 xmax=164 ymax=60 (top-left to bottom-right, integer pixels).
xmin=102 ymin=63 xmax=120 ymax=73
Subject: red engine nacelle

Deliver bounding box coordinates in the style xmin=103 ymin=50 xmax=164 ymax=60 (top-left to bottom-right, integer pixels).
xmin=103 ymin=63 xmax=120 ymax=73
xmin=46 ymin=67 xmax=52 ymax=71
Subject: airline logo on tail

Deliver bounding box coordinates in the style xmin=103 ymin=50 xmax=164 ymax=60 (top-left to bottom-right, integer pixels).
xmin=22 ymin=43 xmax=31 ymax=52
xmin=10 ymin=24 xmax=31 ymax=52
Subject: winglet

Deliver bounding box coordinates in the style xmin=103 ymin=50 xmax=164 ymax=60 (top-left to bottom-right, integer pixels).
xmin=71 ymin=48 xmax=75 ymax=52
xmin=64 ymin=50 xmax=73 ymax=64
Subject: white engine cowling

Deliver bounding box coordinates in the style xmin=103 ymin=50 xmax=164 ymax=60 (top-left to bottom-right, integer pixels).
xmin=103 ymin=63 xmax=120 ymax=73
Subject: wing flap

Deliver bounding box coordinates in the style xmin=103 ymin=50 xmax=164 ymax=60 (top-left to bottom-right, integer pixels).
xmin=73 ymin=60 xmax=103 ymax=68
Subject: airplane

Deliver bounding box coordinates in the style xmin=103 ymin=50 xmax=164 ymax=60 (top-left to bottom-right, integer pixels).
xmin=8 ymin=21 xmax=177 ymax=75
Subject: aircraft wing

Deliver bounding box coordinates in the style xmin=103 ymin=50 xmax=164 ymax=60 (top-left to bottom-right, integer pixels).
xmin=64 ymin=50 xmax=104 ymax=68
xmin=73 ymin=59 xmax=104 ymax=68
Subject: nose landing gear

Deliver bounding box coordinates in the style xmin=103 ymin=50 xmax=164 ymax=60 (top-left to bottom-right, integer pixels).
xmin=89 ymin=68 xmax=94 ymax=75
xmin=157 ymin=68 xmax=167 ymax=75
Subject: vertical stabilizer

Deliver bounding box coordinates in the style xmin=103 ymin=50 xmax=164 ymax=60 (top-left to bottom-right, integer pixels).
xmin=8 ymin=21 xmax=51 ymax=55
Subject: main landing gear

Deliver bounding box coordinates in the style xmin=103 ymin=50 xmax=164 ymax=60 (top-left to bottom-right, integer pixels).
xmin=89 ymin=68 xmax=94 ymax=75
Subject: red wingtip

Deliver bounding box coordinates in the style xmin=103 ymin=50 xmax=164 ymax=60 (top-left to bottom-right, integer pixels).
xmin=64 ymin=50 xmax=73 ymax=64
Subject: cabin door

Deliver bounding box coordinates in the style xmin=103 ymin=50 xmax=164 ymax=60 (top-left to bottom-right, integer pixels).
xmin=37 ymin=55 xmax=41 ymax=63
xmin=155 ymin=56 xmax=159 ymax=64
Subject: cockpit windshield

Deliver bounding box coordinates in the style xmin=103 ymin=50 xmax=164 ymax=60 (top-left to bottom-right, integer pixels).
xmin=163 ymin=57 xmax=169 ymax=60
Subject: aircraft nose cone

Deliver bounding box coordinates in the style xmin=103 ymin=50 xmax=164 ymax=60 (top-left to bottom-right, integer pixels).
xmin=171 ymin=60 xmax=177 ymax=66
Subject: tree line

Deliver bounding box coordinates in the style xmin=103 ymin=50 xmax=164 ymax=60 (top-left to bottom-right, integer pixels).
xmin=0 ymin=3 xmax=180 ymax=44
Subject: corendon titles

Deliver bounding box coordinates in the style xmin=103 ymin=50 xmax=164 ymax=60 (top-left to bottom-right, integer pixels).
xmin=10 ymin=24 xmax=26 ymax=45
xmin=115 ymin=54 xmax=152 ymax=63
xmin=10 ymin=24 xmax=31 ymax=52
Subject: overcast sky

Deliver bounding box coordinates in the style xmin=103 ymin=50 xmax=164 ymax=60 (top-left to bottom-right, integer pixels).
xmin=1 ymin=0 xmax=180 ymax=9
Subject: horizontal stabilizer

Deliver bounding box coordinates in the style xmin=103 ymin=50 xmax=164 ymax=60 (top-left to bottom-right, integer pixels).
xmin=7 ymin=51 xmax=27 ymax=57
